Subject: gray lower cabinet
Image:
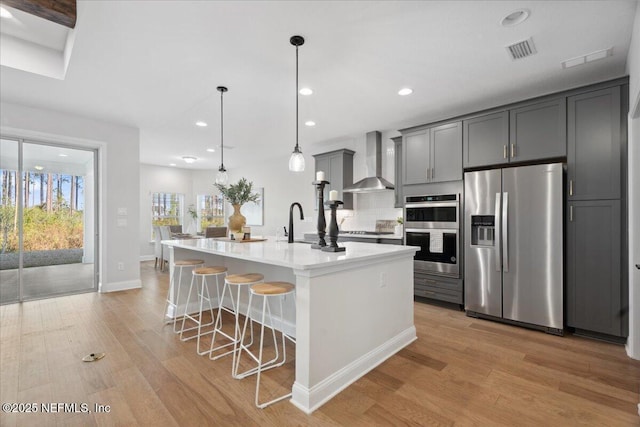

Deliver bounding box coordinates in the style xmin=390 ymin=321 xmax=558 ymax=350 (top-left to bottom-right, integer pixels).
xmin=510 ymin=97 xmax=566 ymax=162
xmin=403 ymin=121 xmax=461 ymax=185
xmin=392 ymin=136 xmax=403 ymax=208
xmin=463 ymin=111 xmax=509 ymax=168
xmin=414 ymin=273 xmax=463 ymax=305
xmin=567 ymin=86 xmax=621 ymax=200
xmin=313 ymin=149 xmax=355 ymax=209
xmin=567 ymin=200 xmax=624 ymax=337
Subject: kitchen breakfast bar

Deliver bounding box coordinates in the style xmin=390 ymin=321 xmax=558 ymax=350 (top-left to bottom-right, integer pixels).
xmin=163 ymin=238 xmax=418 ymax=413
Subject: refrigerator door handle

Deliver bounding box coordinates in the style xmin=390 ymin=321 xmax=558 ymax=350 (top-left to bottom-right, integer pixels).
xmin=495 ymin=192 xmax=501 ymax=272
xmin=502 ymin=192 xmax=509 ymax=273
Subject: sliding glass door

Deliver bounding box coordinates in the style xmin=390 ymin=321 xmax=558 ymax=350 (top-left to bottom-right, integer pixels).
xmin=0 ymin=138 xmax=98 ymax=303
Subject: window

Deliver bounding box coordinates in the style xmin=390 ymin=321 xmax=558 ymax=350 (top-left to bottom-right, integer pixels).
xmin=151 ymin=192 xmax=183 ymax=231
xmin=197 ymin=194 xmax=225 ymax=231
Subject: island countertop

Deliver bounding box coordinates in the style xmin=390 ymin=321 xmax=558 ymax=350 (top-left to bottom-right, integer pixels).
xmin=163 ymin=238 xmax=417 ymax=271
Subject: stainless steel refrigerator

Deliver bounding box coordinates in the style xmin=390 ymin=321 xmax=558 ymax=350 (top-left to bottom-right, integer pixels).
xmin=464 ymin=163 xmax=563 ymax=334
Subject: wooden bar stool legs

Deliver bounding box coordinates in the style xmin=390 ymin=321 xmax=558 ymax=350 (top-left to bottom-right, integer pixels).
xmin=233 ymin=281 xmax=296 ymax=409
xmin=180 ymin=266 xmax=228 ymax=355
xmin=163 ymin=259 xmax=204 ymax=332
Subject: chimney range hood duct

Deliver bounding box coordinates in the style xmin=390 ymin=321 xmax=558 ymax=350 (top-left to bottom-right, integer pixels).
xmin=343 ymin=131 xmax=395 ymax=193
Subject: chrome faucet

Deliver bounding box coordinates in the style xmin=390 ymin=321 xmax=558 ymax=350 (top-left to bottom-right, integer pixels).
xmin=288 ymin=202 xmax=304 ymax=243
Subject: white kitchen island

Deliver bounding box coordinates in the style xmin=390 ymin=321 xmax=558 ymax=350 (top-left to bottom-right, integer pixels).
xmin=163 ymin=238 xmax=418 ymax=414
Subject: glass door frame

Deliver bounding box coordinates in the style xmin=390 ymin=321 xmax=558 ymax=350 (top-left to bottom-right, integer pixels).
xmin=1 ymin=134 xmax=99 ymax=303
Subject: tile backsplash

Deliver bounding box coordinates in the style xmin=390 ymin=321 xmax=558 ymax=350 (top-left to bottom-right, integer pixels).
xmin=336 ymin=191 xmax=402 ymax=231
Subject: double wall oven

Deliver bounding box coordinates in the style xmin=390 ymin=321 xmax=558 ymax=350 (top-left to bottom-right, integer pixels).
xmin=405 ymin=194 xmax=460 ymax=278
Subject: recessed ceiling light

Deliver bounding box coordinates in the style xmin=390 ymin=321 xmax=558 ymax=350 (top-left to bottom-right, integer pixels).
xmin=169 ymin=163 xmax=177 ymax=167
xmin=501 ymin=9 xmax=530 ymax=27
xmin=182 ymin=156 xmax=197 ymax=164
xmin=206 ymin=148 xmax=215 ymax=152
xmin=299 ymin=88 xmax=313 ymax=96
xmin=0 ymin=7 xmax=13 ymax=19
xmin=305 ymin=120 xmax=316 ymax=127
xmin=398 ymin=88 xmax=413 ymax=96
xmin=34 ymin=165 xmax=44 ymax=171
xmin=58 ymin=153 xmax=68 ymax=157
xmin=195 ymin=121 xmax=207 ymax=127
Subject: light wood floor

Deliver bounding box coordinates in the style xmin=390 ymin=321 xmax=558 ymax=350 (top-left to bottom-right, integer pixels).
xmin=1 ymin=261 xmax=638 ymax=426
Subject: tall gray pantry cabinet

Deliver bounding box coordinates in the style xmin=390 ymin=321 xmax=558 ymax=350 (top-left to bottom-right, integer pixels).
xmin=566 ymin=85 xmax=627 ymax=339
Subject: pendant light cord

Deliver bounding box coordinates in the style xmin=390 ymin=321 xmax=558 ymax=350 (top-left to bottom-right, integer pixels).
xmin=220 ymin=88 xmax=224 ymax=169
xmin=295 ymin=43 xmax=299 ymax=151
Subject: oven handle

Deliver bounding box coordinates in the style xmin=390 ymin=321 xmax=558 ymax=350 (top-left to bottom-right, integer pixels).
xmin=405 ymin=202 xmax=459 ymax=209
xmin=405 ymin=228 xmax=459 ymax=233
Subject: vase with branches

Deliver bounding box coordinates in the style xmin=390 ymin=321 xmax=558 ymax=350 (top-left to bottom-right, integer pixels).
xmin=214 ymin=178 xmax=260 ymax=233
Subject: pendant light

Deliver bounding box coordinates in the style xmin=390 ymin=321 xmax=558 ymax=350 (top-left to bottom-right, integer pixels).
xmin=288 ymin=35 xmax=305 ymax=172
xmin=215 ymin=86 xmax=229 ymax=185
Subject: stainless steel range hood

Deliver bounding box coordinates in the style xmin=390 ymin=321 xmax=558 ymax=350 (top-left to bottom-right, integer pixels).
xmin=343 ymin=131 xmax=395 ymax=193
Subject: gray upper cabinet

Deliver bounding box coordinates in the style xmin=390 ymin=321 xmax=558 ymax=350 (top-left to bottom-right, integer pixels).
xmin=392 ymin=136 xmax=403 ymax=208
xmin=567 ymin=86 xmax=621 ymax=200
xmin=510 ymin=98 xmax=566 ymax=162
xmin=403 ymin=129 xmax=429 ymax=185
xmin=431 ymin=121 xmax=462 ymax=182
xmin=403 ymin=121 xmax=462 ymax=185
xmin=464 ymin=98 xmax=566 ymax=168
xmin=567 ymin=199 xmax=623 ymax=336
xmin=463 ymin=111 xmax=509 ymax=168
xmin=313 ymin=149 xmax=354 ymax=209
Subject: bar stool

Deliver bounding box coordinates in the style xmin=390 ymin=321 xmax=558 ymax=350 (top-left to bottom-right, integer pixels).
xmin=180 ymin=266 xmax=228 ymax=355
xmin=234 ymin=281 xmax=296 ymax=409
xmin=163 ymin=259 xmax=204 ymax=332
xmin=209 ymin=273 xmax=264 ymax=364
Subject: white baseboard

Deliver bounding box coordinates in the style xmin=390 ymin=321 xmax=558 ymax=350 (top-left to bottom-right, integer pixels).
xmin=290 ymin=326 xmax=417 ymax=414
xmin=99 ymin=279 xmax=142 ymax=293
xmin=139 ymin=255 xmax=155 ymax=262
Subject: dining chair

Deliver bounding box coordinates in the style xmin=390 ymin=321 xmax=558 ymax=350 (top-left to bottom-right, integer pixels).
xmin=169 ymin=224 xmax=183 ymax=234
xmin=158 ymin=226 xmax=172 ymax=271
xmin=153 ymin=225 xmax=163 ymax=269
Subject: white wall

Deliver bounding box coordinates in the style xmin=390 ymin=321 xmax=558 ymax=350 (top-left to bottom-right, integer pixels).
xmin=0 ymin=102 xmax=141 ymax=292
xmin=186 ymin=131 xmax=404 ymax=242
xmin=139 ymin=164 xmax=195 ymax=258
xmin=625 ymin=1 xmax=640 ymax=361
xmin=213 ymin=151 xmax=317 ymax=240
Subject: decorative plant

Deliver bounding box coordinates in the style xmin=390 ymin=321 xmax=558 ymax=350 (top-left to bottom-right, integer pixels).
xmin=396 ymin=216 xmax=403 ymax=225
xmin=187 ymin=204 xmax=198 ymax=220
xmin=214 ymin=177 xmax=260 ymax=206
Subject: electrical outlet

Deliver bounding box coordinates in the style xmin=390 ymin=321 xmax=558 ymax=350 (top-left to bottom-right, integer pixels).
xmin=117 ymin=262 xmax=124 ymax=271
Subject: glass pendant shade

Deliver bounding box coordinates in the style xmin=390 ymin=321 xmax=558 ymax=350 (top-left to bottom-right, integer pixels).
xmin=289 ymin=148 xmax=305 ymax=172
xmin=215 ymin=167 xmax=228 ymax=185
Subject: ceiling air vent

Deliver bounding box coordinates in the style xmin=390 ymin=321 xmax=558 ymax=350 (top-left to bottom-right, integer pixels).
xmin=506 ymin=37 xmax=537 ymax=60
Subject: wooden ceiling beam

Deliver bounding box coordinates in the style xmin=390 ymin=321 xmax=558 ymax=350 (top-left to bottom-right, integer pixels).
xmin=2 ymin=0 xmax=76 ymax=28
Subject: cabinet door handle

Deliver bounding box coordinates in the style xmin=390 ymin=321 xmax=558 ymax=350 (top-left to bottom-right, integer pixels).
xmin=431 ymin=167 xmax=435 ymax=180
xmin=569 ymin=180 xmax=573 ymax=196
xmin=570 ymin=205 xmax=573 ymax=222
xmin=511 ymin=143 xmax=516 ymax=158
xmin=503 ymin=145 xmax=507 ymax=159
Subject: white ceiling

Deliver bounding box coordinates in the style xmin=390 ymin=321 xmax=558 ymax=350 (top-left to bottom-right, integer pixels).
xmin=0 ymin=0 xmax=637 ymax=170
